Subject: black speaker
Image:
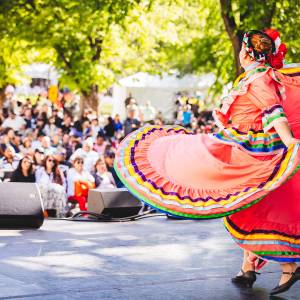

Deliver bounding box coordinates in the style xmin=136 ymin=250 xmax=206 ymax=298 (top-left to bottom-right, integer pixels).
xmin=0 ymin=183 xmax=44 ymax=229
xmin=87 ymin=188 xmax=142 ymax=218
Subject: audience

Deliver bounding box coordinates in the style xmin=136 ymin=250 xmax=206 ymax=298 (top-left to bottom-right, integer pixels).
xmin=0 ymin=91 xmax=215 ymax=217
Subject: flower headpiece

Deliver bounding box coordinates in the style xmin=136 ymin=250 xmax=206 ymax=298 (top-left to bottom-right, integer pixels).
xmin=263 ymin=28 xmax=287 ymax=69
xmin=243 ymin=29 xmax=287 ymax=69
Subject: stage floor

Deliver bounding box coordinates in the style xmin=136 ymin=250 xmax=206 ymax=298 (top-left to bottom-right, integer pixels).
xmin=0 ymin=217 xmax=298 ymax=300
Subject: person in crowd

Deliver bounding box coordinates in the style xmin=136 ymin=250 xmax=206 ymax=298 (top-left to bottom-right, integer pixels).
xmin=94 ymin=134 xmax=109 ymax=155
xmin=51 ymin=134 xmax=61 ymax=150
xmin=126 ymin=97 xmax=139 ymax=119
xmin=31 ymin=131 xmax=44 ymax=150
xmin=11 ymin=133 xmax=21 ymax=153
xmin=141 ymin=101 xmax=156 ymax=124
xmin=104 ymin=151 xmax=123 ymax=188
xmin=52 ymin=108 xmax=63 ymax=128
xmin=36 ymin=155 xmax=67 ymax=217
xmin=155 ymin=111 xmax=164 ymax=125
xmin=114 ymin=114 xmax=123 ymax=135
xmin=35 ymin=117 xmax=46 ymax=133
xmin=44 ymin=116 xmax=59 ymax=137
xmin=182 ymin=104 xmax=193 ymax=128
xmin=61 ymin=113 xmax=73 ymax=134
xmin=19 ymin=136 xmax=33 ymax=156
xmin=0 ymin=144 xmax=21 ymax=170
xmin=33 ymin=148 xmax=45 ymax=170
xmin=67 ymin=156 xmax=95 ymax=211
xmin=91 ymin=118 xmax=101 ymax=141
xmin=124 ymin=109 xmax=141 ymax=136
xmin=41 ymin=136 xmax=56 ymax=155
xmin=36 ymin=155 xmax=65 ymax=186
xmin=92 ymin=157 xmax=116 ymax=189
xmin=1 ymin=109 xmax=26 ymax=131
xmin=70 ymin=137 xmax=99 ymax=172
xmin=54 ymin=148 xmax=72 ymax=175
xmin=0 ymin=127 xmax=17 ymax=151
xmin=104 ymin=117 xmax=115 ymax=139
xmin=81 ymin=119 xmax=92 ymax=139
xmin=23 ymin=107 xmax=34 ymax=129
xmin=10 ymin=155 xmax=35 ymax=182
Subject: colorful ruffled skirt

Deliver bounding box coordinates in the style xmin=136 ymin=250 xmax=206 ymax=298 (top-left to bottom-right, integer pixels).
xmin=115 ymin=68 xmax=300 ymax=263
xmin=115 ymin=125 xmax=300 ymax=262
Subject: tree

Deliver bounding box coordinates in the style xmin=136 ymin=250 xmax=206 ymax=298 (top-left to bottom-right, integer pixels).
xmin=0 ymin=0 xmax=144 ymax=111
xmin=0 ymin=0 xmax=299 ymax=109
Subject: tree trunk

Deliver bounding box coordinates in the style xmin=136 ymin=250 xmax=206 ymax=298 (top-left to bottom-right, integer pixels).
xmin=80 ymin=84 xmax=99 ymax=116
xmin=219 ymin=0 xmax=243 ymax=78
xmin=231 ymin=33 xmax=243 ymax=78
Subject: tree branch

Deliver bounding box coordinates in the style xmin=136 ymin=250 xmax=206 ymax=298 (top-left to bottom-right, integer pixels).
xmin=92 ymin=38 xmax=103 ymax=61
xmin=263 ymin=0 xmax=276 ymax=28
xmin=219 ymin=0 xmax=237 ymax=39
xmin=55 ymin=45 xmax=72 ymax=70
xmin=219 ymin=0 xmax=243 ymax=77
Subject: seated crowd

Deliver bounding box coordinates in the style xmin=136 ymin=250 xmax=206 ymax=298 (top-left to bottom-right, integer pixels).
xmin=0 ymin=99 xmax=128 ymax=217
xmin=0 ymin=94 xmax=215 ymax=217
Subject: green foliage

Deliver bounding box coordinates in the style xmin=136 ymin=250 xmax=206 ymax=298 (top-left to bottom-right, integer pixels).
xmin=0 ymin=0 xmax=299 ymax=99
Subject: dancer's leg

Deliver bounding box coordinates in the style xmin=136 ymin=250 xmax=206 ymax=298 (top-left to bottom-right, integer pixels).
xmin=236 ymin=250 xmax=254 ymax=276
xmin=278 ymin=263 xmax=298 ymax=285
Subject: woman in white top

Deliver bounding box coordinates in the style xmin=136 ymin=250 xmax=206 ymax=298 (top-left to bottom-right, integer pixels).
xmin=35 ymin=155 xmax=67 ymax=217
xmin=66 ymin=156 xmax=95 ymax=211
xmin=92 ymin=157 xmax=116 ymax=189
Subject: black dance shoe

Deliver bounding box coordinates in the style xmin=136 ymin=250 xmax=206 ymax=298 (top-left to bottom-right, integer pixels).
xmin=231 ymin=270 xmax=258 ymax=288
xmin=270 ymin=266 xmax=300 ymax=296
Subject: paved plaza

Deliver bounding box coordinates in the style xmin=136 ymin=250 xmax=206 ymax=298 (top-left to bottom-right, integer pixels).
xmin=0 ymin=217 xmax=299 ymax=300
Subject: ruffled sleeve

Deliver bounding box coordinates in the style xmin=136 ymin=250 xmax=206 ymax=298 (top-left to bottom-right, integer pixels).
xmin=212 ymin=108 xmax=229 ymax=129
xmin=248 ymin=76 xmax=288 ymax=133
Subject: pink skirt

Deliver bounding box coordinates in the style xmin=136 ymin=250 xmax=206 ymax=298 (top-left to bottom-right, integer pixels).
xmin=115 ymin=126 xmax=300 ymax=219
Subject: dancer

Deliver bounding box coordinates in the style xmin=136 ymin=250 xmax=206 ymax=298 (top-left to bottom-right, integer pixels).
xmin=115 ymin=29 xmax=300 ymax=295
xmin=225 ymin=30 xmax=300 ymax=295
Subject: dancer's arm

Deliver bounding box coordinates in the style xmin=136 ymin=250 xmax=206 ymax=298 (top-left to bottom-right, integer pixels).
xmin=274 ymin=121 xmax=300 ymax=147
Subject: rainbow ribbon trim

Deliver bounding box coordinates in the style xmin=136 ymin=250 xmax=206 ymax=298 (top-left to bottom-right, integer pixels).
xmin=115 ymin=125 xmax=300 ymax=219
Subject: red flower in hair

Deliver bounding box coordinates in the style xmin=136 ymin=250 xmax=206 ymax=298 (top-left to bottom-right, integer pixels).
xmin=264 ymin=28 xmax=287 ymax=69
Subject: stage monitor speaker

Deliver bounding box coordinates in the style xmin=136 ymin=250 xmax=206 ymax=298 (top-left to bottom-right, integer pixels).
xmin=0 ymin=183 xmax=44 ymax=229
xmin=87 ymin=188 xmax=142 ymax=218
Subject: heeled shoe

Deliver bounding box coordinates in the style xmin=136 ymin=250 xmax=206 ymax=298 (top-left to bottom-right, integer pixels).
xmin=270 ymin=266 xmax=300 ymax=296
xmin=231 ymin=269 xmax=259 ymax=288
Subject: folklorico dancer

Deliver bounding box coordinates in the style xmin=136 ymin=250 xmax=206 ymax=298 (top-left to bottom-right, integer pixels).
xmin=114 ymin=29 xmax=300 ymax=296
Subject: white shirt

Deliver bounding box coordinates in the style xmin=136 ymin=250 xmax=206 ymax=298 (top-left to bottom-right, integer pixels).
xmin=66 ymin=168 xmax=95 ymax=196
xmin=35 ymin=167 xmax=66 ymax=190
xmin=2 ymin=116 xmax=26 ymax=131
xmin=142 ymin=105 xmax=156 ymax=121
xmin=0 ymin=156 xmax=21 ymax=171
xmin=70 ymin=148 xmax=99 ymax=172
xmin=96 ymin=172 xmax=116 ymax=189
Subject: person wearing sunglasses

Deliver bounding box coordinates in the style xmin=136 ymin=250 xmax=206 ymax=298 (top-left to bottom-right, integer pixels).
xmin=66 ymin=156 xmax=95 ymax=211
xmin=35 ymin=155 xmax=67 ymax=217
